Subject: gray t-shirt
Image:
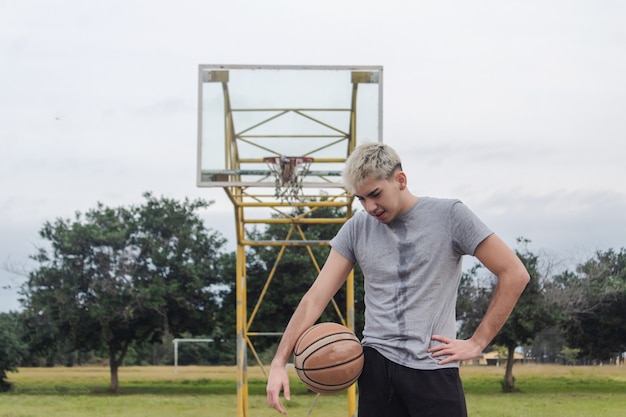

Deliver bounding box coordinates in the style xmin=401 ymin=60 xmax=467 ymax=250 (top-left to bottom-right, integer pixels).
xmin=330 ymin=197 xmax=492 ymax=370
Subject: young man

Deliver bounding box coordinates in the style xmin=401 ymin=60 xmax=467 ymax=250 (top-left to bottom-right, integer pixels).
xmin=266 ymin=143 xmax=530 ymax=416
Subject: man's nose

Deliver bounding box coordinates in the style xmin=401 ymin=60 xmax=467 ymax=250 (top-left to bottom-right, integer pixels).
xmin=363 ymin=198 xmax=376 ymax=213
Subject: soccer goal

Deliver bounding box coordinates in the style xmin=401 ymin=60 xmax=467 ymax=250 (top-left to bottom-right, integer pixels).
xmin=172 ymin=338 xmax=214 ymax=374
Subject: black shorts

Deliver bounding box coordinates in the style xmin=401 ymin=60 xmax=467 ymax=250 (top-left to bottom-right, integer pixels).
xmin=357 ymin=347 xmax=468 ymax=417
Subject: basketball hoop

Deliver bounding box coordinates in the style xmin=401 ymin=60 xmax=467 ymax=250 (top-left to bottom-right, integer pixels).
xmin=263 ymin=155 xmax=314 ymax=202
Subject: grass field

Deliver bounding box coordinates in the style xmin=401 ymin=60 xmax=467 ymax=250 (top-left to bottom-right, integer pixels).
xmin=2 ymin=364 xmax=625 ymax=417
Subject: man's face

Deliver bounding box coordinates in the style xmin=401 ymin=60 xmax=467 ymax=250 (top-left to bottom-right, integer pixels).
xmin=353 ymin=174 xmax=403 ymax=224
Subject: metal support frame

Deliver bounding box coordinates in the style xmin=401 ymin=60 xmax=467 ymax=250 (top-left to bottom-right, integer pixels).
xmin=228 ymin=187 xmax=357 ymax=417
xmin=198 ymin=65 xmax=383 ymax=417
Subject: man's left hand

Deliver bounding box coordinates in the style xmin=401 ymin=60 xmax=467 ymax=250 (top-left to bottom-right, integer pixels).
xmin=429 ymin=335 xmax=483 ymax=365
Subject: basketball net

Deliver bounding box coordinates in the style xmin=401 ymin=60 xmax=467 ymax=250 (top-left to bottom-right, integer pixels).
xmin=264 ymin=156 xmax=314 ymax=202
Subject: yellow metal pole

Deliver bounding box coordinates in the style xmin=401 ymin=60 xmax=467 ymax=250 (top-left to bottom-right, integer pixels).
xmin=236 ymin=242 xmax=249 ymax=417
xmin=347 ymin=84 xmax=358 ymax=417
xmin=235 ymin=198 xmax=249 ymax=417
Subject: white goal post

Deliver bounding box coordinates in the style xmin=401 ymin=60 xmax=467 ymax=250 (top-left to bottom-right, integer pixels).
xmin=172 ymin=338 xmax=213 ymax=374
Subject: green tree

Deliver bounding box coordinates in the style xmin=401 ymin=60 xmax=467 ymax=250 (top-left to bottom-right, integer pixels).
xmin=215 ymin=201 xmax=365 ymax=365
xmin=530 ymin=327 xmax=567 ymax=364
xmin=0 ymin=312 xmax=25 ymax=391
xmin=21 ymin=193 xmax=227 ymax=393
xmin=456 ymin=264 xmax=492 ymax=340
xmin=208 ymin=251 xmax=238 ymax=365
xmin=558 ymin=248 xmax=626 ymax=361
xmin=493 ymin=238 xmax=558 ymax=392
xmin=458 ymin=238 xmax=558 ymax=392
xmin=560 ymin=346 xmax=580 ymax=365
xmin=254 ymin=203 xmax=364 ymax=339
xmin=491 ymin=344 xmax=509 ymax=365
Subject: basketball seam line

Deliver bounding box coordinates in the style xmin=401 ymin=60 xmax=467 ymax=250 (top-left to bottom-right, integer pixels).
xmin=299 ymin=369 xmax=363 ymax=388
xmin=294 ymin=337 xmax=360 ymax=361
xmin=294 ymin=350 xmax=364 ymax=371
xmin=294 ymin=332 xmax=358 ymax=356
xmin=301 ymin=374 xmax=361 ymax=389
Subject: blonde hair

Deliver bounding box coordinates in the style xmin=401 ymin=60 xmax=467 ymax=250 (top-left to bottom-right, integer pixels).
xmin=342 ymin=142 xmax=402 ymax=193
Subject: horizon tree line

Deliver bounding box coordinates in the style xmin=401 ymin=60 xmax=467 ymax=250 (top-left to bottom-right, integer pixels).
xmin=1 ymin=194 xmax=624 ymax=392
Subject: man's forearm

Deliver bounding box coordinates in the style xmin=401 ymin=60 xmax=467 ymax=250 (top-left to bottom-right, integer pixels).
xmin=271 ymin=293 xmax=325 ymax=367
xmin=470 ymin=269 xmax=529 ymax=350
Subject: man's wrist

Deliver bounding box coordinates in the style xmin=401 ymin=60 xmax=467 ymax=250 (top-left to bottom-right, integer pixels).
xmin=469 ymin=333 xmax=490 ymax=352
xmin=270 ymin=358 xmax=288 ymax=368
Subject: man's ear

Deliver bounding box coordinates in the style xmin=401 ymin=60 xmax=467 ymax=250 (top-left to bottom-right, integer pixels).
xmin=396 ymin=171 xmax=408 ymax=190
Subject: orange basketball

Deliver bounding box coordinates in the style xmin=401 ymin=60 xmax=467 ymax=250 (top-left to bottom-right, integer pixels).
xmin=293 ymin=322 xmax=364 ymax=394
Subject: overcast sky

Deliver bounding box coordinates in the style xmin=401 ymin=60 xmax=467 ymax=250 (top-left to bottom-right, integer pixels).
xmin=2 ymin=0 xmax=625 ymax=312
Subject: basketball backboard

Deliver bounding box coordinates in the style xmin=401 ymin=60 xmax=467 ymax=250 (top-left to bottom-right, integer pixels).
xmin=196 ymin=65 xmax=383 ymax=189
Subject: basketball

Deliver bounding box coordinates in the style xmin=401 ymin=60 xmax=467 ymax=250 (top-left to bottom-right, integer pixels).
xmin=293 ymin=322 xmax=364 ymax=394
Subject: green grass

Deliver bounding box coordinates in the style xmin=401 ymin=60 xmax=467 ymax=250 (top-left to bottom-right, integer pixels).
xmin=2 ymin=365 xmax=625 ymax=417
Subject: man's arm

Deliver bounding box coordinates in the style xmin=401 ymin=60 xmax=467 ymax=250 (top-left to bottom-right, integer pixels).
xmin=266 ymin=249 xmax=354 ymax=414
xmin=430 ymin=234 xmax=530 ymax=364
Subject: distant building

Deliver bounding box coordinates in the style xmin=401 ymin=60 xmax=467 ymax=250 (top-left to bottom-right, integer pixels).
xmin=461 ymin=350 xmax=526 ymax=366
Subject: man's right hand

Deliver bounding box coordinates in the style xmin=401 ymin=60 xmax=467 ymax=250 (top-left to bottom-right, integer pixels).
xmin=266 ymin=365 xmax=291 ymax=414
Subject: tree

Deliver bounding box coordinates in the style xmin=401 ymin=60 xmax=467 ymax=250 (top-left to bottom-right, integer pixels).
xmin=560 ymin=347 xmax=580 ymax=365
xmin=492 ymin=238 xmax=559 ymax=392
xmin=20 ymin=193 xmax=227 ymax=393
xmin=458 ymin=238 xmax=559 ymax=392
xmin=214 ymin=201 xmax=365 ymax=364
xmin=250 ymin=203 xmax=365 ymax=338
xmin=0 ymin=312 xmax=25 ymax=391
xmin=558 ymin=248 xmax=626 ymax=361
xmin=530 ymin=327 xmax=567 ymax=364
xmin=456 ymin=264 xmax=492 ymax=340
